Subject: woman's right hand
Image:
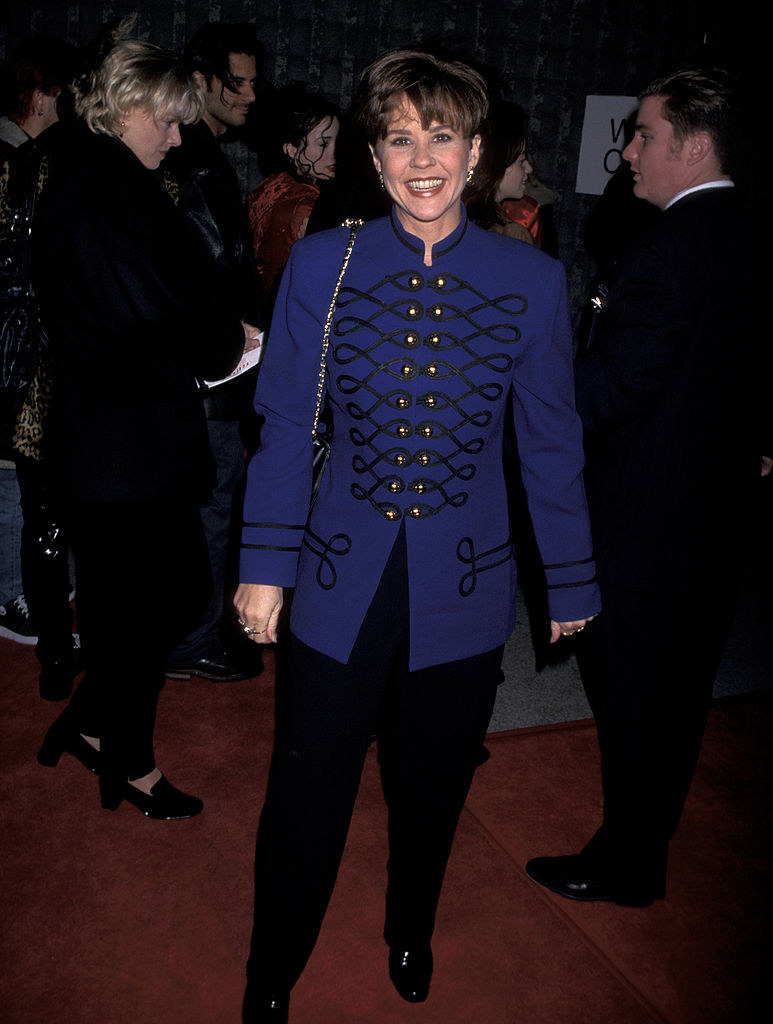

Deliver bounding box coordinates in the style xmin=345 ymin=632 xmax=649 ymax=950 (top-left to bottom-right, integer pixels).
xmin=234 ymin=583 xmax=283 ymax=644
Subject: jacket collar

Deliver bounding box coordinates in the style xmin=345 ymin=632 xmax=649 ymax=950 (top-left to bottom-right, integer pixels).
xmin=389 ymin=204 xmax=469 ymax=260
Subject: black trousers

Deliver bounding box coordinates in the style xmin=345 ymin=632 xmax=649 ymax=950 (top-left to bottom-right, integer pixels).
xmin=64 ymin=498 xmax=210 ymax=780
xmin=246 ymin=527 xmax=503 ymax=992
xmin=575 ymin=580 xmax=738 ymax=899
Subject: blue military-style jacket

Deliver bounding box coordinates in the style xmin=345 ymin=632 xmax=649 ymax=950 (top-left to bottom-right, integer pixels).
xmin=240 ymin=209 xmax=600 ymax=670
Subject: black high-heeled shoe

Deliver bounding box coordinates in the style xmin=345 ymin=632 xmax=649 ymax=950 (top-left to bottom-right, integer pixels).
xmin=37 ymin=714 xmax=100 ymax=774
xmin=118 ymin=775 xmax=203 ymax=820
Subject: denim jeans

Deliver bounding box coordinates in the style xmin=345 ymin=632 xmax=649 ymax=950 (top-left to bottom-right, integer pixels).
xmin=0 ymin=464 xmax=23 ymax=606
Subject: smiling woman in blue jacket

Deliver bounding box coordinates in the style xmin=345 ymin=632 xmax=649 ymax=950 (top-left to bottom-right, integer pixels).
xmin=235 ymin=49 xmax=600 ymax=1023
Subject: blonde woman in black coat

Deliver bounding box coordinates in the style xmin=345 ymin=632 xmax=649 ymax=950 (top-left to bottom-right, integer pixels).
xmin=34 ymin=36 xmax=244 ymax=819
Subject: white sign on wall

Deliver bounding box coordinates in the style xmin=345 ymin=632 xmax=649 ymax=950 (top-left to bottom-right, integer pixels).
xmin=575 ymin=95 xmax=638 ymax=196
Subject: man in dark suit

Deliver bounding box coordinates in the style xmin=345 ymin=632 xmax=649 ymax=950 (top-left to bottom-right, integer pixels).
xmin=165 ymin=23 xmax=265 ymax=683
xmin=526 ymin=68 xmax=767 ymax=906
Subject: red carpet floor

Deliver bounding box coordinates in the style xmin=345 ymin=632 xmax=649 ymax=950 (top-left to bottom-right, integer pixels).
xmin=1 ymin=639 xmax=770 ymax=1023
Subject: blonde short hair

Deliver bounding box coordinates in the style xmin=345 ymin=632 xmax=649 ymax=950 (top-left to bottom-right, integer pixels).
xmin=76 ymin=38 xmax=203 ymax=137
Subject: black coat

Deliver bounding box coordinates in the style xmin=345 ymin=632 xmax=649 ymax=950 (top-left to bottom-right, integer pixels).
xmin=574 ymin=187 xmax=762 ymax=592
xmin=32 ymin=126 xmax=243 ymax=504
xmin=164 ymin=120 xmax=262 ymax=421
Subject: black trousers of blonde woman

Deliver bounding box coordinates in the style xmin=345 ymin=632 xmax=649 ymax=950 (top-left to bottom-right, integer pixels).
xmin=38 ymin=498 xmax=211 ymax=818
xmin=244 ymin=525 xmax=503 ymax=1008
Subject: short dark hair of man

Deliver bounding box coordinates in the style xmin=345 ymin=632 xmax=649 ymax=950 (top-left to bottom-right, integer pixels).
xmin=184 ymin=23 xmax=263 ymax=91
xmin=640 ymin=66 xmax=743 ymax=179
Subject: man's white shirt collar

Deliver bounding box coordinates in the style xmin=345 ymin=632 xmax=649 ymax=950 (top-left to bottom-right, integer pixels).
xmin=665 ymin=180 xmax=734 ymax=210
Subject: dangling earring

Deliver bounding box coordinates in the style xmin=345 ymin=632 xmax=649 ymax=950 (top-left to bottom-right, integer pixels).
xmin=37 ymin=108 xmax=44 ymax=117
xmin=378 ymin=170 xmax=385 ymax=190
xmin=118 ymin=120 xmax=126 ymax=138
xmin=466 ymin=166 xmax=474 ymax=184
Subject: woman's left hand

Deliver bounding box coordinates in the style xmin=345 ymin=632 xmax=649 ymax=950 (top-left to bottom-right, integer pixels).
xmin=234 ymin=583 xmax=283 ymax=644
xmin=550 ymin=616 xmax=597 ymax=644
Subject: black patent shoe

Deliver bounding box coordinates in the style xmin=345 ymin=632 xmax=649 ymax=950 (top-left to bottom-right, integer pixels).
xmin=525 ymin=854 xmax=615 ymax=902
xmin=388 ymin=945 xmax=433 ymax=1002
xmin=116 ymin=775 xmax=203 ymax=820
xmin=242 ymin=985 xmax=290 ymax=1023
xmin=525 ymin=852 xmax=665 ymax=907
xmin=166 ymin=647 xmax=263 ymax=682
xmin=37 ymin=714 xmax=100 ymax=774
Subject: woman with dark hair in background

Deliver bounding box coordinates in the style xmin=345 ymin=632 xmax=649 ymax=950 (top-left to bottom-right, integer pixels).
xmin=0 ymin=36 xmax=67 ymax=156
xmin=247 ymin=83 xmax=339 ymax=310
xmin=464 ymin=99 xmax=537 ymax=243
xmin=235 ymin=48 xmax=599 ymax=1022
xmin=33 ymin=33 xmax=244 ymax=819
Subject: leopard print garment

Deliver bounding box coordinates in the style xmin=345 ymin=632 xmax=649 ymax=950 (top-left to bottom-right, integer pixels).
xmin=2 ymin=153 xmax=52 ymax=461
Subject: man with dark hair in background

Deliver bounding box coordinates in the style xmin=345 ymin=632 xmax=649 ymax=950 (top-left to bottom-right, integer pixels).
xmin=526 ymin=67 xmax=768 ymax=907
xmin=165 ymin=23 xmax=265 ymax=683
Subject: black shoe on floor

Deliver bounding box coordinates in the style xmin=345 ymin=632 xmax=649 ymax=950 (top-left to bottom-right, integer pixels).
xmin=388 ymin=945 xmax=433 ymax=1002
xmin=166 ymin=648 xmax=264 ymax=682
xmin=525 ymin=853 xmax=615 ymax=902
xmin=117 ymin=775 xmax=203 ymax=820
xmin=242 ymin=986 xmax=290 ymax=1023
xmin=527 ymin=846 xmax=666 ymax=907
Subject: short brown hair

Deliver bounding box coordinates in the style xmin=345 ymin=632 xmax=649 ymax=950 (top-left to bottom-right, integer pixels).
xmin=640 ymin=67 xmax=742 ymax=177
xmin=355 ymin=49 xmax=488 ymax=144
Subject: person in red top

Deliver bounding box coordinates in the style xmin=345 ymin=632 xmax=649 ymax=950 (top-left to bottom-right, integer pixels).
xmin=464 ymin=100 xmax=535 ymax=244
xmin=248 ymin=84 xmax=339 ymax=311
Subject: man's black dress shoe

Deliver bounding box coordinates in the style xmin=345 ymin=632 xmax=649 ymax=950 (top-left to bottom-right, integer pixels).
xmin=526 ymin=853 xmax=665 ymax=907
xmin=242 ymin=986 xmax=289 ymax=1023
xmin=525 ymin=854 xmax=615 ymax=902
xmin=166 ymin=648 xmax=263 ymax=682
xmin=388 ymin=945 xmax=433 ymax=1002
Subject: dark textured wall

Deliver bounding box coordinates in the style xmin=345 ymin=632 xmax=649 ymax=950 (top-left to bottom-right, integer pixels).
xmin=0 ymin=1 xmax=748 ymax=320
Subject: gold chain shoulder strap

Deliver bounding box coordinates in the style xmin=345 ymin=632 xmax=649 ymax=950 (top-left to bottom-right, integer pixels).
xmin=313 ymin=218 xmax=363 ymax=437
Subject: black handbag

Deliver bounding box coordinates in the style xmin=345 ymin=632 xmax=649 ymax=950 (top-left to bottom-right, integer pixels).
xmin=310 ymin=218 xmax=361 ymax=504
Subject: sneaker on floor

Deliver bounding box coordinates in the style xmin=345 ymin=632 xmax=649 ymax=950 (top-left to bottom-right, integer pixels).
xmin=0 ymin=594 xmax=38 ymax=644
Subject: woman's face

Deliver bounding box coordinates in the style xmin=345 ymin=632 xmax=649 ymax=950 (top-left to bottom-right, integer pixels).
xmin=370 ymin=98 xmax=480 ymax=243
xmin=496 ymin=150 xmax=533 ymax=202
xmin=121 ymin=106 xmax=182 ymax=169
xmin=285 ymin=115 xmax=339 ymax=181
